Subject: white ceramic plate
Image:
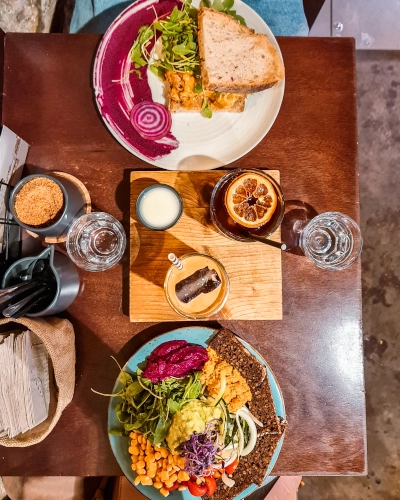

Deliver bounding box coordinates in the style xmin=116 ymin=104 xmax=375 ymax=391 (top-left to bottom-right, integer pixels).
xmin=93 ymin=0 xmax=284 ymax=170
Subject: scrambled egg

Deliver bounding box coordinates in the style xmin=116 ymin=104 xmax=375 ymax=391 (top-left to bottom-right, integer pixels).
xmin=200 ymin=347 xmax=252 ymax=412
xmin=166 ymin=71 xmax=246 ymax=112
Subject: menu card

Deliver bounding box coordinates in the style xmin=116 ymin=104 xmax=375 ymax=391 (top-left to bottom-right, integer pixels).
xmin=0 ymin=125 xmax=29 ymax=253
xmin=0 ymin=331 xmax=50 ymax=438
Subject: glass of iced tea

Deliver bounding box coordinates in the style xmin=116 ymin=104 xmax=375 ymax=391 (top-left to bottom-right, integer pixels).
xmin=164 ymin=253 xmax=229 ymax=319
xmin=210 ymin=169 xmax=285 ymax=242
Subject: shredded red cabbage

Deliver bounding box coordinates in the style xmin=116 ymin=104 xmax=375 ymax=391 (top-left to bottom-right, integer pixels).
xmin=180 ymin=421 xmax=220 ymax=477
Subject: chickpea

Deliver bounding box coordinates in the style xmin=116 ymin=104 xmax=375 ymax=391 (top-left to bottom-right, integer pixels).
xmin=160 ymin=471 xmax=170 ymax=482
xmin=140 ymin=475 xmax=153 ymax=486
xmin=130 ymin=445 xmax=140 ymax=455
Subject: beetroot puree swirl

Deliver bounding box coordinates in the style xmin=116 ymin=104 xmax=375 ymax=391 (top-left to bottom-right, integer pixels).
xmin=94 ymin=0 xmax=181 ymax=160
xmin=142 ymin=340 xmax=209 ymax=382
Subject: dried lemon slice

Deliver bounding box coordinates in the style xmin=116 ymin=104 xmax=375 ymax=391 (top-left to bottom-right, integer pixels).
xmin=225 ymin=173 xmax=278 ymax=228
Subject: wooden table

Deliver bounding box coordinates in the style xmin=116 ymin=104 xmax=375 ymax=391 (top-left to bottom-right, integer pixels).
xmin=0 ymin=33 xmax=366 ymax=477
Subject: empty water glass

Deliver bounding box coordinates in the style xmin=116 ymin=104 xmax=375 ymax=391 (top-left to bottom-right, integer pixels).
xmin=299 ymin=212 xmax=362 ymax=270
xmin=66 ymin=212 xmax=126 ymax=271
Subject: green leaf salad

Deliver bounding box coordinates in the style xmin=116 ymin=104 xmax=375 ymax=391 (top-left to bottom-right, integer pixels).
xmin=109 ymin=367 xmax=203 ymax=446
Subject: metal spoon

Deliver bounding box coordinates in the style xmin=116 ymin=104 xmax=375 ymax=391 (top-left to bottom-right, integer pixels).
xmin=0 ymin=280 xmax=47 ymax=309
xmin=2 ymin=286 xmax=48 ymax=318
xmin=0 ymin=280 xmax=44 ymax=298
xmin=18 ymin=259 xmax=46 ymax=281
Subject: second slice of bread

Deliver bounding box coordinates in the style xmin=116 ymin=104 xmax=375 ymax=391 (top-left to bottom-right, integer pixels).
xmin=198 ymin=7 xmax=285 ymax=94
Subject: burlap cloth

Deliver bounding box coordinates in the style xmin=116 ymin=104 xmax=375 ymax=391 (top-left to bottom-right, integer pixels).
xmin=0 ymin=316 xmax=75 ymax=447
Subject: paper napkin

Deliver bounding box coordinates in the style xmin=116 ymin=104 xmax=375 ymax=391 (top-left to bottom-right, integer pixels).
xmin=0 ymin=331 xmax=50 ymax=438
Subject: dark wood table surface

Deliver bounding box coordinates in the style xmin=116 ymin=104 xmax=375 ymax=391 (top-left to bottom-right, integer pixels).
xmin=0 ymin=33 xmax=366 ymax=477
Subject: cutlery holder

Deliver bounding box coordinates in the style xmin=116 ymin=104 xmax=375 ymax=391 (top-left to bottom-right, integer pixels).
xmin=1 ymin=246 xmax=80 ymax=316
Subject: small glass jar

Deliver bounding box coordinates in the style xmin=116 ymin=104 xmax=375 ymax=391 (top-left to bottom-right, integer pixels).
xmin=164 ymin=253 xmax=230 ymax=319
xmin=136 ymin=184 xmax=183 ymax=231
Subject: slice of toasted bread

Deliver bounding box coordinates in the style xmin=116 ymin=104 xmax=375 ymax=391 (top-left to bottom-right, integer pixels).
xmin=198 ymin=7 xmax=285 ymax=94
xmin=165 ymin=70 xmax=246 ymax=112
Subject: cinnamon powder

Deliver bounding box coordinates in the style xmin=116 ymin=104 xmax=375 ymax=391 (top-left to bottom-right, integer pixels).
xmin=14 ymin=178 xmax=64 ymax=228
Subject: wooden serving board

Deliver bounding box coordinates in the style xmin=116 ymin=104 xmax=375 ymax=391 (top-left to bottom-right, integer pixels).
xmin=130 ymin=171 xmax=282 ymax=322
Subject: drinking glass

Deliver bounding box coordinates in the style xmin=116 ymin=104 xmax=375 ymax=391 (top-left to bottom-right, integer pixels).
xmin=164 ymin=253 xmax=230 ymax=319
xmin=210 ymin=169 xmax=285 ymax=242
xmin=299 ymin=212 xmax=362 ymax=270
xmin=66 ymin=212 xmax=126 ymax=271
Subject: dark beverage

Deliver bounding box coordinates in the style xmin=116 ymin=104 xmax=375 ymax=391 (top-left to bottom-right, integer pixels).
xmin=210 ymin=169 xmax=285 ymax=242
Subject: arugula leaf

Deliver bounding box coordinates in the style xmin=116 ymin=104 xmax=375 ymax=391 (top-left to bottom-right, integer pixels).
xmin=125 ymin=413 xmax=148 ymax=430
xmin=129 ymin=0 xmax=201 ymax=78
xmin=187 ymin=379 xmax=202 ymax=399
xmin=150 ymin=65 xmax=165 ymax=79
xmin=108 ymin=428 xmax=124 ymax=436
xmin=222 ymin=0 xmax=234 ymax=9
xmin=167 ymin=399 xmax=181 ymax=414
xmin=130 ymin=25 xmax=153 ymax=67
xmin=226 ymin=9 xmax=246 ymax=25
xmin=116 ymin=410 xmax=130 ymax=423
xmin=172 ymin=43 xmax=193 ymax=56
xmin=125 ymin=381 xmax=143 ymax=398
xmin=208 ymin=0 xmax=247 ymax=26
xmin=153 ymin=418 xmax=172 ymax=445
xmin=169 ymin=6 xmax=180 ymax=23
xmin=120 ymin=372 xmax=133 ymax=387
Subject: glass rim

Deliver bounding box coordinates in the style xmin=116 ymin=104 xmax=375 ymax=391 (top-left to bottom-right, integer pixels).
xmin=66 ymin=212 xmax=127 ymax=271
xmin=164 ymin=252 xmax=230 ymax=319
xmin=210 ymin=168 xmax=285 ymax=242
xmin=135 ymin=184 xmax=183 ymax=231
xmin=301 ymin=211 xmax=363 ymax=271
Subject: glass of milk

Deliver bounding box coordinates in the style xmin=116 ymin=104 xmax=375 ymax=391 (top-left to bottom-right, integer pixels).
xmin=136 ymin=184 xmax=183 ymax=230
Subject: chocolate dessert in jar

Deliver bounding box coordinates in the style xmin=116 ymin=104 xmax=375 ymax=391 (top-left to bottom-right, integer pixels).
xmin=164 ymin=253 xmax=229 ymax=319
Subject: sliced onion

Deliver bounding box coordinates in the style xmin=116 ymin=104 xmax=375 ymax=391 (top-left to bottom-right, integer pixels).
xmin=224 ymin=450 xmax=238 ymax=467
xmin=130 ymin=101 xmax=172 ymax=141
xmin=222 ymin=472 xmax=235 ymax=488
xmin=236 ymin=410 xmax=258 ymax=457
xmin=240 ymin=405 xmax=264 ymax=427
xmin=235 ymin=413 xmax=244 ymax=456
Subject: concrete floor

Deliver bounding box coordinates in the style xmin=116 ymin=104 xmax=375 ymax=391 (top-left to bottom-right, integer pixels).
xmin=299 ymin=50 xmax=400 ymax=500
xmin=0 ymin=0 xmax=56 ymax=33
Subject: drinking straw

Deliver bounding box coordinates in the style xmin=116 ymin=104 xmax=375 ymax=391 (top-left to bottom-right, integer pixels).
xmin=242 ymin=231 xmax=287 ymax=251
xmin=168 ymin=253 xmax=183 ymax=270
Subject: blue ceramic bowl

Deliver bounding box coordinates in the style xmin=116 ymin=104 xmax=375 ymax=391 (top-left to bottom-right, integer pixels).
xmin=108 ymin=327 xmax=285 ymax=500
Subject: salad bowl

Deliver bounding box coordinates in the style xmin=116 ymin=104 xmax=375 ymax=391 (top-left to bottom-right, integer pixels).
xmin=108 ymin=326 xmax=285 ymax=500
